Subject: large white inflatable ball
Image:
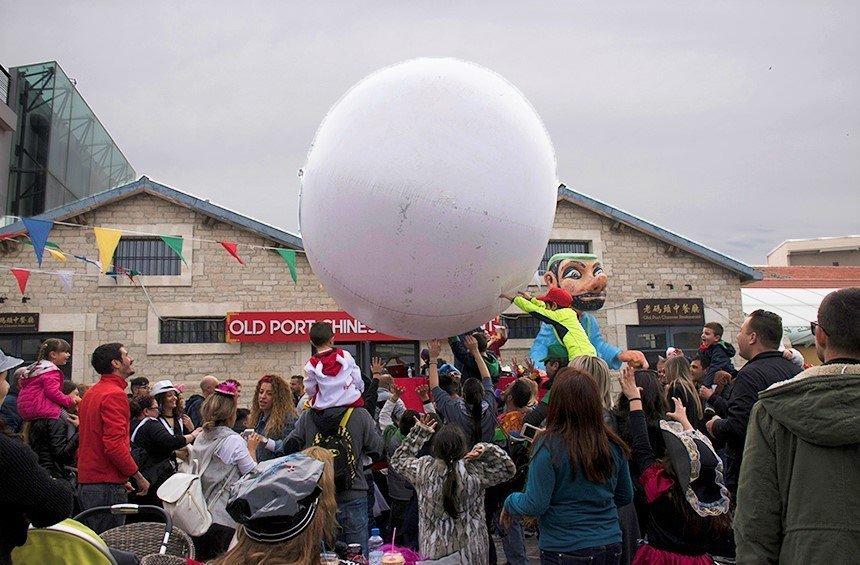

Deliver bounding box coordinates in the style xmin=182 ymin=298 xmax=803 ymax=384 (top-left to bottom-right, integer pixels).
xmin=299 ymin=58 xmax=557 ymax=339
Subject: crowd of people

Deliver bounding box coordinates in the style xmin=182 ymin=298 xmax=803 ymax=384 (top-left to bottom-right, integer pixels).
xmin=0 ymin=286 xmax=857 ymax=564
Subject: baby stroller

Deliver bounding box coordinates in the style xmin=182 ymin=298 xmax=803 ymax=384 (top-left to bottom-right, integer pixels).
xmin=13 ymin=503 xmax=195 ymax=564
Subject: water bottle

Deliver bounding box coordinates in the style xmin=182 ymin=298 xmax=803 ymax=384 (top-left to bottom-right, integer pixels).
xmin=368 ymin=527 xmax=384 ymax=565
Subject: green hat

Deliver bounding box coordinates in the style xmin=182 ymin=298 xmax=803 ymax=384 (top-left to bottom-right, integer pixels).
xmin=546 ymin=253 xmax=599 ymax=271
xmin=541 ymin=343 xmax=569 ymax=363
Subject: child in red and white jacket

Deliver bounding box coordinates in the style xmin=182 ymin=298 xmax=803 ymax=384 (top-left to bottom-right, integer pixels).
xmin=304 ymin=322 xmax=364 ymax=410
xmin=17 ymin=338 xmax=78 ymax=421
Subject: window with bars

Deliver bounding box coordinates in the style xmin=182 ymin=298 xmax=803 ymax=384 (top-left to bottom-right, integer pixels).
xmin=114 ymin=237 xmax=182 ymax=276
xmin=539 ymin=240 xmax=591 ymax=274
xmin=505 ymin=315 xmax=543 ymax=339
xmin=159 ymin=318 xmax=225 ymax=344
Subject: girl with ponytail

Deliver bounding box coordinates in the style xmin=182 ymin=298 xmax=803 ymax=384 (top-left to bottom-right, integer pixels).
xmin=17 ymin=338 xmax=77 ymax=422
xmin=427 ymin=336 xmax=497 ymax=447
xmin=391 ymin=413 xmax=515 ymax=563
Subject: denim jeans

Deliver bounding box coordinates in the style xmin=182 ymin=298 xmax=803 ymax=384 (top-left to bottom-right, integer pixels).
xmin=500 ymin=513 xmax=528 ymax=565
xmin=540 ymin=542 xmax=623 ymax=565
xmin=76 ymin=483 xmax=128 ymax=534
xmin=337 ymin=496 xmax=369 ymax=556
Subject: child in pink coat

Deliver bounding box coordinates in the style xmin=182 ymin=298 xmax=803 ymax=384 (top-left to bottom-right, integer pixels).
xmin=17 ymin=338 xmax=78 ymax=421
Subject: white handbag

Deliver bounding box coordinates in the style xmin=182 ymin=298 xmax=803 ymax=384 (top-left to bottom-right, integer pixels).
xmin=157 ymin=459 xmax=212 ymax=537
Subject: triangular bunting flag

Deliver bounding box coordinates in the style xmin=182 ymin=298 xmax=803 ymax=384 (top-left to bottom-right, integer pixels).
xmin=10 ymin=268 xmax=30 ymax=295
xmin=219 ymin=241 xmax=245 ymax=265
xmin=275 ymin=248 xmax=298 ymax=283
xmin=47 ymin=248 xmax=67 ymax=262
xmin=160 ymin=235 xmax=187 ymax=265
xmin=21 ymin=218 xmax=54 ymax=266
xmin=57 ymin=270 xmax=74 ymax=292
xmin=93 ymin=227 xmax=122 ymax=274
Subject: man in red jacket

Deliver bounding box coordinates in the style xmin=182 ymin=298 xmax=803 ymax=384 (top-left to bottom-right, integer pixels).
xmin=77 ymin=343 xmax=150 ymax=533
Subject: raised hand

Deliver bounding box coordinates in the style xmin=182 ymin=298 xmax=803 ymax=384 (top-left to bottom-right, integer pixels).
xmin=464 ymin=334 xmax=479 ymax=353
xmin=667 ymin=397 xmax=693 ymax=430
xmin=415 ymin=384 xmax=431 ymax=402
xmin=619 ymin=365 xmax=642 ymax=400
xmin=390 ymin=383 xmax=405 ymax=402
xmin=699 ymin=385 xmax=714 ymax=400
xmin=371 ymin=356 xmax=385 ymax=375
xmin=428 ymin=339 xmax=444 ymax=358
xmin=418 ymin=413 xmax=438 ymax=431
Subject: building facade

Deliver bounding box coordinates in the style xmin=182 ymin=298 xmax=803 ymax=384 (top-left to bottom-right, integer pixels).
xmin=767 ymin=235 xmax=860 ymax=267
xmin=0 ymin=178 xmax=757 ymax=402
xmin=2 ymin=61 xmax=135 ymax=219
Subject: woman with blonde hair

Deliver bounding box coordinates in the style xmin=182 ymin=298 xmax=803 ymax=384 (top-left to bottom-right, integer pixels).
xmin=211 ymin=447 xmax=337 ymax=565
xmin=663 ymin=355 xmax=704 ymax=430
xmin=191 ymin=381 xmax=261 ymax=561
xmin=248 ymin=375 xmax=298 ymax=461
xmin=571 ymin=356 xmax=613 ymax=411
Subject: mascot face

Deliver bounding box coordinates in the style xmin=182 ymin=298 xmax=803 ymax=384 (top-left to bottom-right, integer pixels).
xmin=543 ymin=253 xmax=607 ymax=312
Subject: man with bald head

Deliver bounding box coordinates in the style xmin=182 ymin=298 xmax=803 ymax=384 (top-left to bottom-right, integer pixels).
xmin=185 ymin=375 xmax=220 ymax=428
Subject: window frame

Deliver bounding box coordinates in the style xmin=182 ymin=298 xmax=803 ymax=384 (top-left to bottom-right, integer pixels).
xmin=159 ymin=317 xmax=226 ymax=344
xmin=539 ymin=240 xmax=591 ymax=274
xmin=114 ymin=236 xmax=182 ymax=276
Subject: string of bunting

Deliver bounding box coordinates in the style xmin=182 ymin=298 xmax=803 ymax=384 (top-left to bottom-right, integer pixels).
xmin=1 ymin=216 xmax=303 ymax=284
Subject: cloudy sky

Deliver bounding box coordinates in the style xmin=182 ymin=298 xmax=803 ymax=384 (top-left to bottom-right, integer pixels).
xmin=2 ymin=1 xmax=858 ymax=264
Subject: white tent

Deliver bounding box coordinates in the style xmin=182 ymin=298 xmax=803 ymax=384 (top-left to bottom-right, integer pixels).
xmin=741 ymin=288 xmax=836 ymax=346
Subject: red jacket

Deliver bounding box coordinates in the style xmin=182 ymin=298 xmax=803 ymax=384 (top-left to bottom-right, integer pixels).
xmin=77 ymin=374 xmax=138 ymax=484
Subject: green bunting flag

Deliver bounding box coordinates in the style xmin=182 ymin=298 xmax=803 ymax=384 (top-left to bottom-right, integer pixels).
xmin=275 ymin=248 xmax=298 ymax=283
xmin=160 ymin=235 xmax=187 ymax=265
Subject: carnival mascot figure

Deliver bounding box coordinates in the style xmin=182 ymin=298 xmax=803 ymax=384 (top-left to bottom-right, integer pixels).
xmin=529 ymin=253 xmax=648 ymax=369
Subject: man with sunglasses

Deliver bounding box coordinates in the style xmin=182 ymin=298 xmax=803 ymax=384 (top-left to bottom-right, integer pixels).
xmin=735 ymin=287 xmax=860 ymax=564
xmin=705 ymin=309 xmax=801 ymax=498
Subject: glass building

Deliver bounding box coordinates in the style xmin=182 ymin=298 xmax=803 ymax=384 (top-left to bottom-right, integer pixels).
xmin=6 ymin=61 xmax=135 ymax=217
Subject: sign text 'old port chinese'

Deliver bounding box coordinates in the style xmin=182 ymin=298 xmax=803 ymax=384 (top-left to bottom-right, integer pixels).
xmin=225 ymin=311 xmax=404 ymax=343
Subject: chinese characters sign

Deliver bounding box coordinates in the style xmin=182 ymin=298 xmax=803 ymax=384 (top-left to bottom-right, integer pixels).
xmin=636 ymin=299 xmax=705 ymax=326
xmin=0 ymin=313 xmax=39 ymax=333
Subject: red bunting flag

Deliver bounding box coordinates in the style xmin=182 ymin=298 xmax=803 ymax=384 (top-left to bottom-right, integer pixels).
xmin=219 ymin=241 xmax=245 ymax=265
xmin=10 ymin=268 xmax=30 ymax=295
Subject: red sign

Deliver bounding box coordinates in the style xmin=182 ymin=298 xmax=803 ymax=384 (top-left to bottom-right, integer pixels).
xmin=226 ymin=311 xmax=404 ymax=343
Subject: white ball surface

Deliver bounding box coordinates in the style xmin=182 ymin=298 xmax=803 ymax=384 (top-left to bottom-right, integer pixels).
xmin=300 ymin=58 xmax=557 ymax=339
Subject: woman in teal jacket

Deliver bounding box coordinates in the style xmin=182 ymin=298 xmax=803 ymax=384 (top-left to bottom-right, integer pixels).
xmin=503 ymin=367 xmax=633 ymax=565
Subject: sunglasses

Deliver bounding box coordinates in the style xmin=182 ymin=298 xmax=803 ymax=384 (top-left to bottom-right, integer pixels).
xmin=810 ymin=321 xmax=829 ymax=336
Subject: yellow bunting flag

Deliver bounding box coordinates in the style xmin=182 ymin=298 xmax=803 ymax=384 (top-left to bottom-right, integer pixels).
xmin=47 ymin=248 xmax=67 ymax=262
xmin=93 ymin=227 xmax=123 ymax=274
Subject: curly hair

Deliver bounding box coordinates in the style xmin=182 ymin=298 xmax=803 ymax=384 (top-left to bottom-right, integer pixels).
xmin=249 ymin=375 xmax=297 ymax=438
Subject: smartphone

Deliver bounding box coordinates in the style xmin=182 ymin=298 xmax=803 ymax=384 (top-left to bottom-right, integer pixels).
xmin=241 ymin=429 xmax=255 ymax=439
xmin=520 ymin=423 xmax=543 ymax=442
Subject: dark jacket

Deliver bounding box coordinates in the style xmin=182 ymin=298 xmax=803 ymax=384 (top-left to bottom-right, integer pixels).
xmin=710 ymin=350 xmax=801 ymax=489
xmin=184 ymin=394 xmax=205 ymax=428
xmin=448 ymin=335 xmax=500 ymax=383
xmin=131 ymin=418 xmax=187 ymax=467
xmin=700 ymin=341 xmax=737 ymax=387
xmin=0 ymin=431 xmax=75 ymax=565
xmin=27 ymin=417 xmax=78 ymax=481
xmin=282 ymin=406 xmax=383 ymax=504
xmin=0 ymin=393 xmax=22 ymax=435
xmin=431 ymin=374 xmax=497 ymax=447
xmin=734 ymin=362 xmax=860 ymax=564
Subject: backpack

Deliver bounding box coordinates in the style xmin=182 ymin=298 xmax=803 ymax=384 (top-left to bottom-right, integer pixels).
xmin=156 ymin=459 xmax=212 ymax=537
xmin=313 ymin=408 xmax=356 ymax=492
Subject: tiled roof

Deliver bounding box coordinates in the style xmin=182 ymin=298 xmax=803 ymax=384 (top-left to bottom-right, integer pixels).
xmin=745 ymin=266 xmax=860 ymax=288
xmin=0 ymin=176 xmax=303 ymax=250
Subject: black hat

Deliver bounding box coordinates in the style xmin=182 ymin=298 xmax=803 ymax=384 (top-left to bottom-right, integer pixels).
xmin=660 ymin=420 xmax=730 ymax=517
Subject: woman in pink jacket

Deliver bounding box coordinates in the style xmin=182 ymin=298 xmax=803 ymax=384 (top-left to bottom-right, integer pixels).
xmin=17 ymin=339 xmax=78 ymax=421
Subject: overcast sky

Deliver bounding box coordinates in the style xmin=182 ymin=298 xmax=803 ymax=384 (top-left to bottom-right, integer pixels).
xmin=2 ymin=1 xmax=858 ymax=264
